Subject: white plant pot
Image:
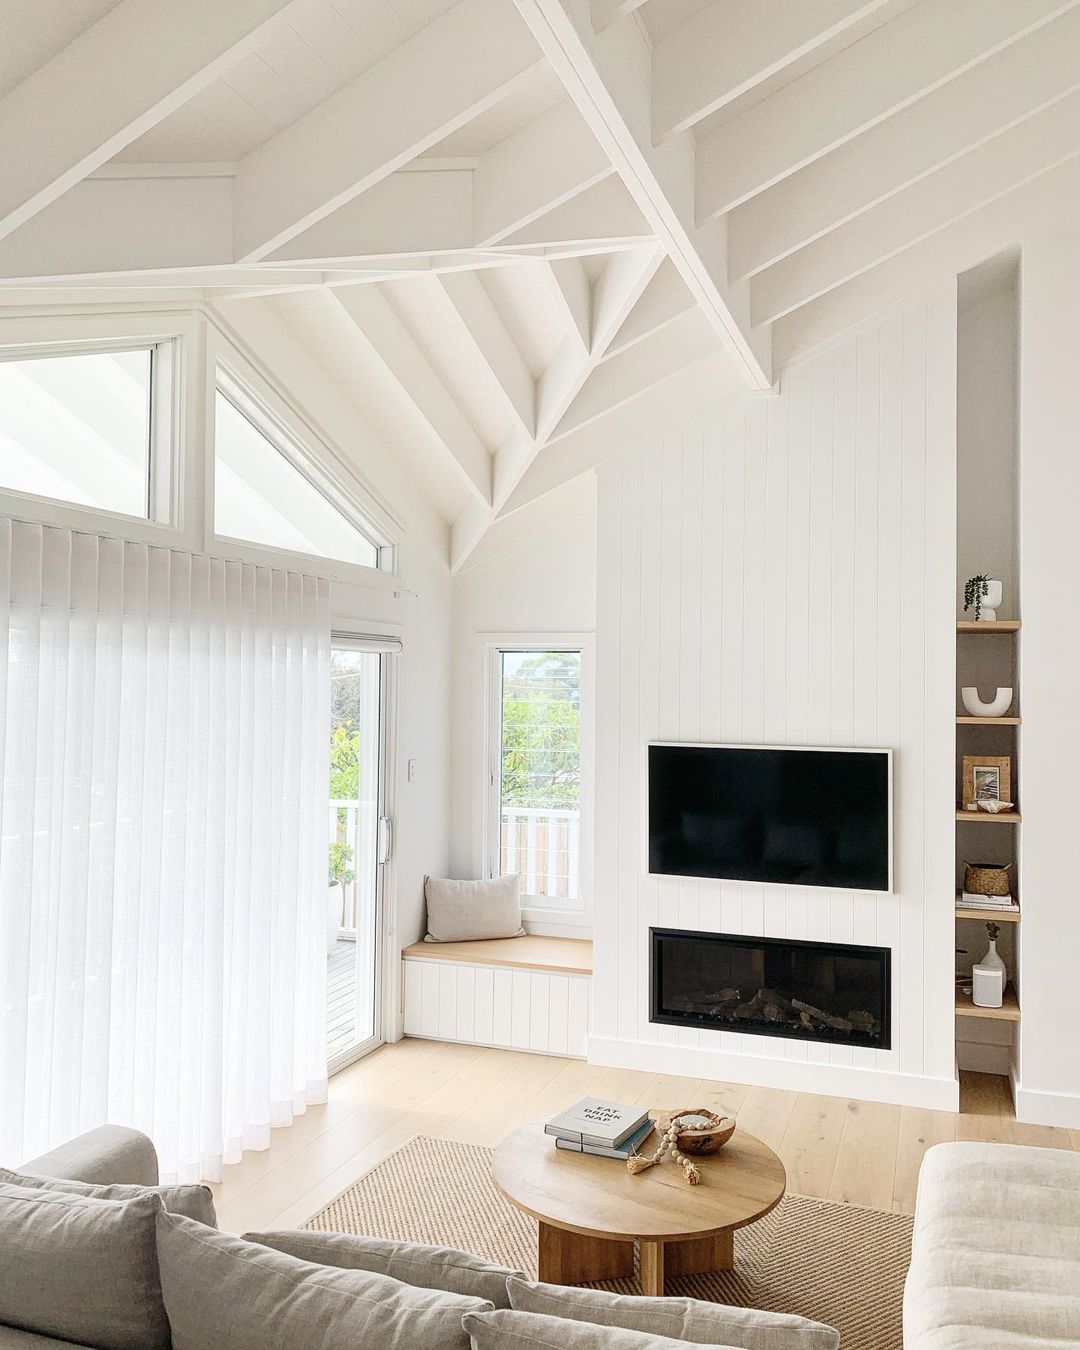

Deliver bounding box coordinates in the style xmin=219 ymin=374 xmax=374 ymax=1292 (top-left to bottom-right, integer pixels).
xmin=975 ymin=578 xmax=1003 ymax=621
xmin=961 ymin=686 xmax=1014 ymax=718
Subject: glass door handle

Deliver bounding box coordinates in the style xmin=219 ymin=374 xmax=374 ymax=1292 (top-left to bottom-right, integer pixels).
xmin=377 ymin=816 xmax=393 ymax=865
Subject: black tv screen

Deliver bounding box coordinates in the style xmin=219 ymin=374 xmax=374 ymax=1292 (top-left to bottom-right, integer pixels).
xmin=648 ymin=743 xmax=891 ymax=892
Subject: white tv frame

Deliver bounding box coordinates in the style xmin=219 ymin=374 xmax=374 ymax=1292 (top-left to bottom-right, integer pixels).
xmin=645 ymin=741 xmax=894 ymax=896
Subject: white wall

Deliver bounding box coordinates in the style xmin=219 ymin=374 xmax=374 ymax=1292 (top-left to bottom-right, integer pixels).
xmin=450 ymin=476 xmax=597 ymax=915
xmin=1016 ymin=216 xmax=1080 ymax=1127
xmin=591 ymin=290 xmax=959 ymax=1109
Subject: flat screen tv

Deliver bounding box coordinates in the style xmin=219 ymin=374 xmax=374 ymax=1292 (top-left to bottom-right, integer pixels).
xmin=648 ymin=743 xmax=892 ymax=892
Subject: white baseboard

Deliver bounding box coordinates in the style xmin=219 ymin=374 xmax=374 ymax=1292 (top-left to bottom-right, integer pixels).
xmin=1012 ymin=1080 xmax=1080 ymax=1129
xmin=588 ymin=1035 xmax=960 ymax=1111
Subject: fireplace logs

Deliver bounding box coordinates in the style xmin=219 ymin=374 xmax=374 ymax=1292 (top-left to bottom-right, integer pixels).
xmin=666 ymin=986 xmax=881 ymax=1041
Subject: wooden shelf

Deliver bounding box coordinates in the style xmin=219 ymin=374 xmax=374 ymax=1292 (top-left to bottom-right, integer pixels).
xmin=955 ymin=984 xmax=1020 ymax=1021
xmin=955 ymin=905 xmax=1020 ymax=923
xmin=956 ymin=716 xmax=1020 ymax=725
xmin=956 ymin=620 xmax=1021 ymax=632
xmin=955 ymin=810 xmax=1021 ymax=823
xmin=401 ymin=935 xmax=593 ymax=976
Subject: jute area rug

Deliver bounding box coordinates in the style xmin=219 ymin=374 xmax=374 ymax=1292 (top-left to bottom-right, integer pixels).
xmin=303 ymin=1136 xmax=913 ymax=1350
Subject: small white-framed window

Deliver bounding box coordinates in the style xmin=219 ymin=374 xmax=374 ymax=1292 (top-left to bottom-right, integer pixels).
xmin=485 ymin=641 xmax=592 ymax=918
xmin=211 ymin=357 xmax=394 ymax=575
xmin=0 ymin=338 xmax=176 ymax=525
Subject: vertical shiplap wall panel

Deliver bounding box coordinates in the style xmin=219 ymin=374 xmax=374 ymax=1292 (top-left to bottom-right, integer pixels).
xmin=593 ymin=289 xmax=956 ymax=1097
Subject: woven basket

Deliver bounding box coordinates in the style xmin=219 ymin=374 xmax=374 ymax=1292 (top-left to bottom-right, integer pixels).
xmin=963 ymin=861 xmax=1013 ymax=897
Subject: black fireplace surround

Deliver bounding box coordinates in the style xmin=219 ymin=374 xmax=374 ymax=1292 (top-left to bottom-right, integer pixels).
xmin=650 ymin=927 xmax=891 ymax=1051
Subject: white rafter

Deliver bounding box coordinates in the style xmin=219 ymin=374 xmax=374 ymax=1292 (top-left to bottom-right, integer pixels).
xmin=512 ymin=0 xmax=773 ymax=390
xmin=728 ymin=4 xmax=1080 ymax=278
xmin=651 ymin=0 xmax=896 ymax=143
xmin=0 ymin=0 xmax=297 ymax=243
xmin=696 ymin=0 xmax=1079 ymax=219
xmin=233 ymin=0 xmax=542 ymax=261
xmin=329 ymin=284 xmax=493 ymax=509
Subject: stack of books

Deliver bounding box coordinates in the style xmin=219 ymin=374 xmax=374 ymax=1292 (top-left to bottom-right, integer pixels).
xmin=545 ymin=1097 xmax=654 ymax=1160
xmin=956 ymin=890 xmax=1019 ymax=915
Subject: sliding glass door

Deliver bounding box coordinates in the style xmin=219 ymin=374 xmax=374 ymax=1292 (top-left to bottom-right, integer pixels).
xmin=327 ymin=641 xmax=388 ymax=1069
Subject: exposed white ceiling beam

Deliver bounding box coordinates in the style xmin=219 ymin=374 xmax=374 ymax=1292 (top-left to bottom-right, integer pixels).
xmin=696 ymin=0 xmax=1078 ymax=219
xmin=771 ymin=152 xmax=1080 ymax=367
xmin=500 ymin=352 xmax=745 ymax=515
xmin=450 ymin=499 xmax=495 ymax=572
xmin=329 ymin=284 xmax=492 ymax=508
xmin=753 ymin=91 xmax=1080 ymax=324
xmin=233 ymin=0 xmax=541 ymax=261
xmin=513 ymin=0 xmax=772 ymax=389
xmin=473 ymin=100 xmax=613 ymax=245
xmin=434 ymin=271 xmax=536 ymax=437
xmin=601 ymin=258 xmax=696 ymax=360
xmin=542 ymin=256 xmax=592 ymax=352
xmin=549 ymin=307 xmax=716 ymax=438
xmin=728 ymin=5 xmax=1080 ymax=278
xmin=496 ymin=175 xmax=652 ymax=249
xmin=652 ymin=0 xmax=895 ymax=143
xmin=590 ymin=0 xmax=648 ymax=31
xmin=0 ymin=0 xmax=295 ymax=244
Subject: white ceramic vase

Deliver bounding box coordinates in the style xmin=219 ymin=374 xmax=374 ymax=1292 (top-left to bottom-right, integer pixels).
xmin=961 ymin=686 xmax=1013 ymax=718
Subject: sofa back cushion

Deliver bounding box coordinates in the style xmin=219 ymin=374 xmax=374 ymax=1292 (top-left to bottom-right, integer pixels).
xmin=0 ymin=1167 xmax=215 ymax=1226
xmin=507 ymin=1278 xmax=840 ymax=1350
xmin=157 ymin=1209 xmax=491 ymax=1348
xmin=0 ymin=1183 xmax=169 ymax=1350
xmin=246 ymin=1230 xmax=522 ymax=1308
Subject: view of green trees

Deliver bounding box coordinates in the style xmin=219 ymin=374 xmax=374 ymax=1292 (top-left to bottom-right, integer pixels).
xmin=500 ymin=650 xmax=581 ymax=811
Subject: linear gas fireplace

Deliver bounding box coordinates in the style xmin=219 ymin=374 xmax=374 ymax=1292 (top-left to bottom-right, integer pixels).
xmin=650 ymin=927 xmax=891 ymax=1051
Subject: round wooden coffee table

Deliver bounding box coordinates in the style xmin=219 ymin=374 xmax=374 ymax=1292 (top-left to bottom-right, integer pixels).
xmin=492 ymin=1119 xmax=786 ymax=1296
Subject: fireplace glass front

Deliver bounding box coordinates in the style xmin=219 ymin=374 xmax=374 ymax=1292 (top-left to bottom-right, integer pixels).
xmin=650 ymin=927 xmax=891 ymax=1051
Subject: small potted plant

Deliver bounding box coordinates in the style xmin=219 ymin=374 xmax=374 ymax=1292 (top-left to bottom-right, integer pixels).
xmin=963 ymin=574 xmax=1003 ymax=622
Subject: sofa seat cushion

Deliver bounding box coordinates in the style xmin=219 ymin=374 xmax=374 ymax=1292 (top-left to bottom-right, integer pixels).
xmin=463 ymin=1309 xmax=744 ymax=1349
xmin=157 ymin=1209 xmax=492 ymax=1348
xmin=0 ymin=1167 xmax=215 ymax=1226
xmin=0 ymin=1330 xmax=97 ymax=1349
xmin=904 ymin=1142 xmax=1080 ymax=1348
xmin=0 ymin=1184 xmax=169 ymax=1350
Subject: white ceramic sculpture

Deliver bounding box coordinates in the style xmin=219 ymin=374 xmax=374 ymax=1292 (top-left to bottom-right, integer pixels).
xmin=961 ymin=686 xmax=1013 ymax=718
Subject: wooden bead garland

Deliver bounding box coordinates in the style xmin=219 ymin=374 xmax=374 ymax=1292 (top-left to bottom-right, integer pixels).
xmin=625 ymin=1109 xmax=734 ymax=1185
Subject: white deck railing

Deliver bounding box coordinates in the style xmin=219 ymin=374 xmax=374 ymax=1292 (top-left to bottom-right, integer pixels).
xmin=328 ymin=797 xmax=376 ymax=933
xmin=501 ymin=806 xmax=580 ymax=900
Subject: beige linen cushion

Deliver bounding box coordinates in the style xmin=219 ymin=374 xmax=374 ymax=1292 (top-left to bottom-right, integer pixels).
xmin=424 ymin=873 xmax=525 ymax=942
xmin=507 ymin=1278 xmax=839 ymax=1350
xmin=464 ymin=1308 xmax=741 ymax=1349
xmin=247 ymin=1230 xmax=523 ymax=1307
xmin=157 ymin=1208 xmax=490 ymax=1348
xmin=904 ymin=1141 xmax=1080 ymax=1349
xmin=0 ymin=1183 xmax=169 ymax=1350
xmin=0 ymin=1166 xmax=216 ymax=1226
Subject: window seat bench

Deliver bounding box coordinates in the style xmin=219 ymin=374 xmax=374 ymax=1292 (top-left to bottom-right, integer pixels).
xmin=400 ymin=936 xmax=592 ymax=1057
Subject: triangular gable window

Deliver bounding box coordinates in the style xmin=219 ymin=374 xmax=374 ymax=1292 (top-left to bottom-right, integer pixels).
xmin=214 ymin=368 xmax=382 ymax=569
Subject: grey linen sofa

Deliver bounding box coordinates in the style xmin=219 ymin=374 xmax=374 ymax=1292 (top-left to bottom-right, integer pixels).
xmin=1 ymin=1126 xmax=841 ymax=1350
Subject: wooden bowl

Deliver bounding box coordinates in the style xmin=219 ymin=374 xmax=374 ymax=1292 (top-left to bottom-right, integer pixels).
xmin=655 ymin=1110 xmax=736 ymax=1156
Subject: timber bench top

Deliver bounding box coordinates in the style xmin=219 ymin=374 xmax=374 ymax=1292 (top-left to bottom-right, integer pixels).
xmin=401 ymin=935 xmax=593 ymax=975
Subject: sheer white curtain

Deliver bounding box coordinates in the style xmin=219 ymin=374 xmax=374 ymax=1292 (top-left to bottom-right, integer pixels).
xmin=0 ymin=520 xmax=330 ymax=1182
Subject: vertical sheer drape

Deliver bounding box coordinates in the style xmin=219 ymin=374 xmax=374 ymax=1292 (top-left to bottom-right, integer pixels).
xmin=0 ymin=520 xmax=330 ymax=1182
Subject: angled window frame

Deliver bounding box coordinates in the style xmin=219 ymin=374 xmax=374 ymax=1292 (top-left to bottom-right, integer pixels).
xmin=207 ymin=330 xmax=399 ymax=583
xmin=0 ymin=312 xmax=199 ymax=549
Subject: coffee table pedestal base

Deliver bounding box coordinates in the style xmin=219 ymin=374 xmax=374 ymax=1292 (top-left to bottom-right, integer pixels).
xmin=538 ymin=1223 xmax=734 ymax=1296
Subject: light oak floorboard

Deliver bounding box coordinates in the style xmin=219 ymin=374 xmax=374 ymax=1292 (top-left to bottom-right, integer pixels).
xmin=211 ymin=1042 xmax=1073 ymax=1233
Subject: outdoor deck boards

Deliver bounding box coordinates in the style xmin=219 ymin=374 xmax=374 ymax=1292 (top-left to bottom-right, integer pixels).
xmin=327 ymin=939 xmax=355 ymax=1060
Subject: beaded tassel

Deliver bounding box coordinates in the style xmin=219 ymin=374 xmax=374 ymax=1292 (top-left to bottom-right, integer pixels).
xmin=626 ymin=1117 xmax=703 ymax=1184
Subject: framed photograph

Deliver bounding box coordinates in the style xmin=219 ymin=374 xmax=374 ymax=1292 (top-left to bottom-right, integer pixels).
xmin=962 ymin=755 xmax=1011 ymax=808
